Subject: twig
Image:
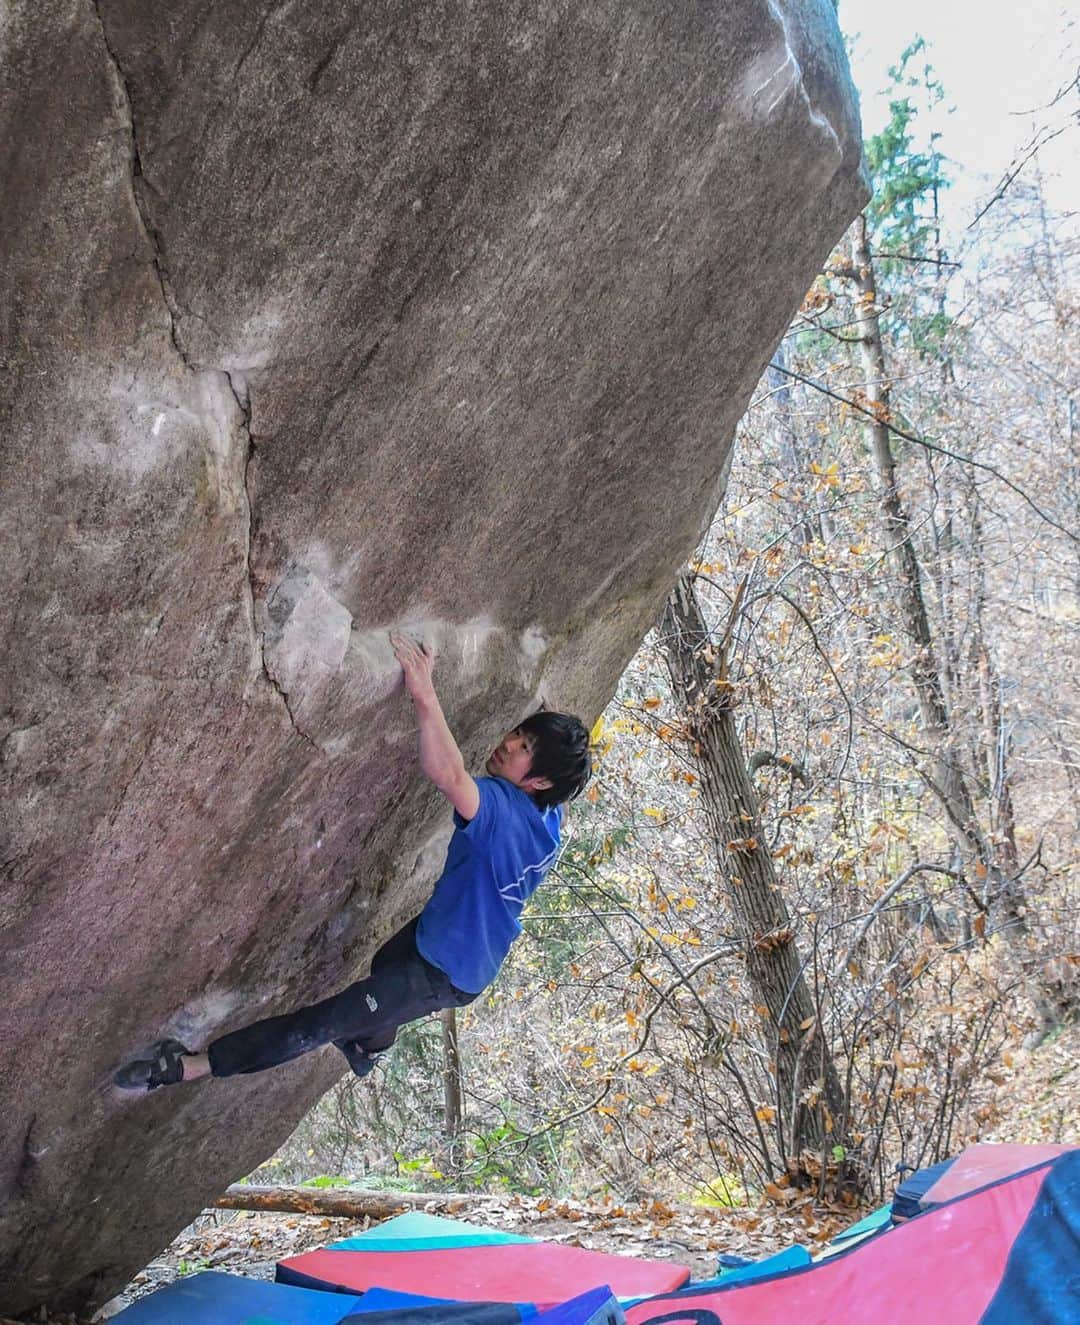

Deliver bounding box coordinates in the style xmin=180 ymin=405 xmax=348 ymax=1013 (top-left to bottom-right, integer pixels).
xmin=741 ymin=586 xmax=856 ymax=779
xmin=969 ymin=124 xmax=1072 ymax=229
xmin=769 ymin=362 xmax=1078 ymax=545
xmin=210 ymin=1184 xmax=485 ymax=1218
xmin=833 ymin=863 xmax=960 ymax=980
xmin=871 ymin=250 xmax=960 ymax=268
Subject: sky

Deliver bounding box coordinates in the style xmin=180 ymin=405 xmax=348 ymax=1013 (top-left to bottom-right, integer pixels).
xmin=841 ymin=0 xmax=1078 ymax=231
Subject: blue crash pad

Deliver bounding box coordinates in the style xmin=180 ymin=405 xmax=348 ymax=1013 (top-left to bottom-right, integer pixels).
xmin=109 ymin=1270 xmax=364 ymax=1324
xmin=341 ymin=1285 xmax=536 ymax=1321
xmin=533 ymin=1286 xmax=625 ymax=1324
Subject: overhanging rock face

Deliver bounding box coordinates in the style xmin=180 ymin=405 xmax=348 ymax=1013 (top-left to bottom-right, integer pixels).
xmin=0 ymin=0 xmax=866 ymax=1312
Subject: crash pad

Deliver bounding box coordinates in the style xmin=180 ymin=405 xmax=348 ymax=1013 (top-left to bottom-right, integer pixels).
xmin=707 ymin=1244 xmax=813 ymax=1287
xmin=342 ymin=1298 xmax=525 ymax=1324
xmin=623 ymin=1154 xmax=1080 ymax=1324
xmin=532 ymin=1287 xmax=625 ymax=1325
xmin=108 ymin=1270 xmax=364 ymax=1323
xmin=330 ymin=1211 xmax=534 ymax=1252
xmin=893 ymin=1143 xmax=1071 ymax=1219
xmin=921 ymin=1143 xmax=1071 ymax=1209
xmin=341 ymin=1285 xmax=535 ymax=1321
xmin=826 ymin=1204 xmax=893 ymax=1246
xmin=338 ymin=1286 xmax=619 ymax=1325
xmin=278 ymin=1240 xmax=689 ymax=1303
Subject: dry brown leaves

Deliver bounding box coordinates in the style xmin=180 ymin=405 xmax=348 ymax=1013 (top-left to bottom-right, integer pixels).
xmin=73 ymin=1032 xmax=1080 ymax=1324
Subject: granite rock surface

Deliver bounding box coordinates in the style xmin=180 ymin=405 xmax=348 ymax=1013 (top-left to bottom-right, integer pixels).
xmin=0 ymin=0 xmax=865 ymax=1311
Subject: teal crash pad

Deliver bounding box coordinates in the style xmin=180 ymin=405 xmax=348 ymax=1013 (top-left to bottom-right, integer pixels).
xmin=330 ymin=1211 xmax=535 ymax=1252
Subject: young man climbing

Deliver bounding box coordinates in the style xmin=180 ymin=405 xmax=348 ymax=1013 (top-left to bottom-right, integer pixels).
xmin=115 ymin=633 xmax=591 ymax=1092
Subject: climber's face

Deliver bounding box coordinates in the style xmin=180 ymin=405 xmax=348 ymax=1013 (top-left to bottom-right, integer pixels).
xmin=486 ymin=727 xmax=537 ymax=788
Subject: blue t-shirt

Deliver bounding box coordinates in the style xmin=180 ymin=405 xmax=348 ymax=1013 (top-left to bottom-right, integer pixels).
xmin=415 ymin=776 xmax=562 ymax=994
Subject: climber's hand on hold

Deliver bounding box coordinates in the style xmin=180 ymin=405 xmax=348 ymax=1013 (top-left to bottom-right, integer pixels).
xmin=391 ymin=632 xmax=436 ymax=704
xmin=390 ymin=632 xmax=479 ymax=821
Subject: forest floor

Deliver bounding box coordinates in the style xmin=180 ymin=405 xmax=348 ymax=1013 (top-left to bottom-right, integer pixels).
xmin=25 ymin=1020 xmax=1080 ymax=1323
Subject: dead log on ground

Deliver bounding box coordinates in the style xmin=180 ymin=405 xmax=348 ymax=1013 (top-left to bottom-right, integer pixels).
xmin=210 ymin=1184 xmax=487 ymax=1219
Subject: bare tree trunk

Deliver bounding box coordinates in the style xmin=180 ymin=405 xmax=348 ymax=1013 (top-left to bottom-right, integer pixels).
xmin=659 ymin=573 xmax=846 ymax=1172
xmin=976 ymin=642 xmax=1021 ymax=874
xmin=839 ymin=214 xmax=1065 ymax=1027
xmin=844 ymin=221 xmax=1024 ymax=897
xmin=441 ymin=1007 xmax=464 ymax=1172
xmin=968 ymin=498 xmax=1021 ymax=876
xmin=846 ymin=216 xmax=981 ymax=841
xmin=769 ymin=347 xmax=834 ymax=548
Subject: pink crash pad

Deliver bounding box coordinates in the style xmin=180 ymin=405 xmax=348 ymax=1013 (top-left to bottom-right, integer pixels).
xmin=278 ymin=1239 xmax=690 ymax=1304
xmin=625 ymin=1159 xmax=1054 ymax=1325
xmin=921 ymin=1142 xmax=1070 ymax=1207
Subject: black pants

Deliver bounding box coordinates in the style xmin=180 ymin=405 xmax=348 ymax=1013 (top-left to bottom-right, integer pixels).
xmin=207 ymin=919 xmax=475 ymax=1078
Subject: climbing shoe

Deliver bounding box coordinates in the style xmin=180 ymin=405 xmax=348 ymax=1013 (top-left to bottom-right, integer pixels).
xmin=114 ymin=1038 xmax=191 ymax=1092
xmin=335 ymin=1039 xmax=387 ymax=1080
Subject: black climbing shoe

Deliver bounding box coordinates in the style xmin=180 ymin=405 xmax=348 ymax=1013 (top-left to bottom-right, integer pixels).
xmin=114 ymin=1038 xmax=191 ymax=1092
xmin=335 ymin=1039 xmax=386 ymax=1080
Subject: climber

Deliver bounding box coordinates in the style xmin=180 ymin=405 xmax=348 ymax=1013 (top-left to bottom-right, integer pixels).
xmin=115 ymin=632 xmax=591 ymax=1092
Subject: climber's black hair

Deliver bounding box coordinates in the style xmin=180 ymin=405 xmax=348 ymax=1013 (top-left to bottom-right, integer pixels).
xmin=518 ymin=710 xmax=592 ymax=810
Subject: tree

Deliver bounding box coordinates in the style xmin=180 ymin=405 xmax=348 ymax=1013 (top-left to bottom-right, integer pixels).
xmin=440 ymin=1008 xmax=465 ymax=1174
xmin=272 ymin=43 xmax=1078 ymax=1203
xmin=658 ymin=572 xmax=848 ymax=1177
xmin=825 ymin=53 xmax=1066 ymax=1030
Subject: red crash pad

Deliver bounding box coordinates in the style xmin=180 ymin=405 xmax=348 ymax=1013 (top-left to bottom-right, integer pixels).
xmin=278 ymin=1240 xmax=690 ymax=1304
xmin=623 ymin=1160 xmax=1050 ymax=1324
xmin=921 ymin=1142 xmax=1070 ymax=1207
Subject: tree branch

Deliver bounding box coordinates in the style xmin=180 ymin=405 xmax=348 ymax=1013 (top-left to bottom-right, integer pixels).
xmin=749 ymin=750 xmax=810 ymax=784
xmin=833 ymin=863 xmax=960 ymax=980
xmin=870 ymin=250 xmax=960 ymax=268
xmin=769 ymin=362 xmax=1078 ymax=545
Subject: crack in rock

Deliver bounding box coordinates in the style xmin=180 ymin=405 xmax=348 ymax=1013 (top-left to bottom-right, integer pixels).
xmin=222 ymin=372 xmax=324 ymax=755
xmin=90 ymin=0 xmax=192 ymax=368
xmin=262 ymin=567 xmax=353 ymax=751
xmin=13 ymin=1114 xmax=38 ymax=1197
xmin=264 ymin=664 xmax=325 ymax=754
xmin=90 ymin=1 xmax=319 ymax=757
xmin=232 ymin=0 xmax=294 ymax=85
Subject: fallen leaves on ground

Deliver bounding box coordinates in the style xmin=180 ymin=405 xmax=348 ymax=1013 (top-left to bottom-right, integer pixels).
xmin=54 ymin=1022 xmax=1080 ymax=1323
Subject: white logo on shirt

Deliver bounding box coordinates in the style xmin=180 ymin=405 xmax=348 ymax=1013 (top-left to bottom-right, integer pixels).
xmin=497 ymin=842 xmax=560 ymax=905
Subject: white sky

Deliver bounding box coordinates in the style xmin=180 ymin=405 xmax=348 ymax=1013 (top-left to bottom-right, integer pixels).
xmin=841 ymin=0 xmax=1078 ymax=229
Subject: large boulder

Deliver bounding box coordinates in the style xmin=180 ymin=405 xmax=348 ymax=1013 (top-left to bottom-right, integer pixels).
xmin=0 ymin=0 xmax=865 ymax=1312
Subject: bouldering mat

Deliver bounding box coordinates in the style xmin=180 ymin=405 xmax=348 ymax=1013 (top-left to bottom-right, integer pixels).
xmin=278 ymin=1240 xmax=689 ymax=1303
xmin=109 ymin=1269 xmax=364 ymax=1323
